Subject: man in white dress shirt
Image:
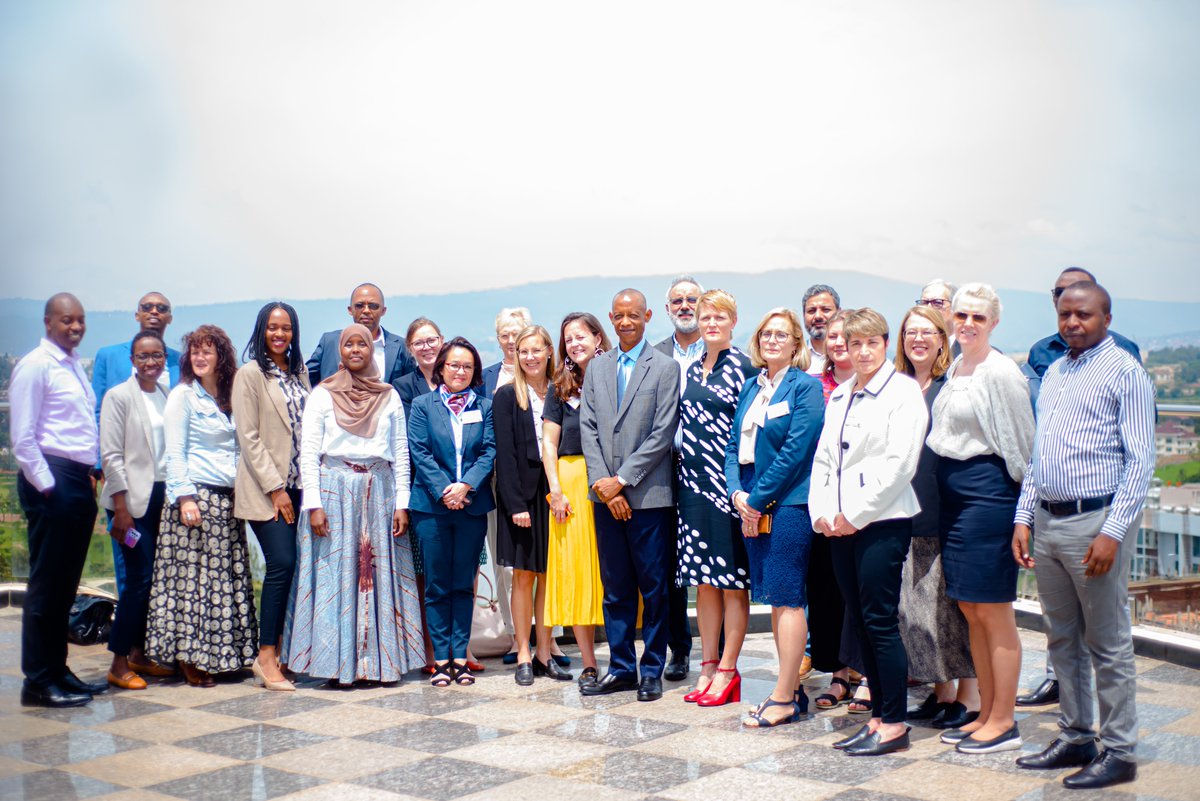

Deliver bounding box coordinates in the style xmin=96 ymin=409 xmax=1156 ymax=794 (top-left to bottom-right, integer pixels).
xmin=10 ymin=293 xmax=108 ymax=707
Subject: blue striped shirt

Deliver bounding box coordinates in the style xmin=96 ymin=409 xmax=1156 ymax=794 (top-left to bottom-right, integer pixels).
xmin=1014 ymin=336 xmax=1156 ymax=541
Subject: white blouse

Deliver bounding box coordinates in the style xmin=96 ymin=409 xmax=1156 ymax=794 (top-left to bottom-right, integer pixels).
xmin=738 ymin=368 xmax=788 ymax=464
xmin=141 ymin=389 xmax=168 ymax=480
xmin=299 ymin=386 xmax=410 ymax=511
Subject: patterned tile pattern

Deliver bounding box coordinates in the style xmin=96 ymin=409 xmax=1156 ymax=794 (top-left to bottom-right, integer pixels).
xmin=0 ymin=604 xmax=1196 ymax=801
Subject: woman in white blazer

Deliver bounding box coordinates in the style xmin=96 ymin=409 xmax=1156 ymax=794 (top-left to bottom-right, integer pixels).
xmin=810 ymin=308 xmax=928 ymax=757
xmin=99 ymin=331 xmax=175 ymax=690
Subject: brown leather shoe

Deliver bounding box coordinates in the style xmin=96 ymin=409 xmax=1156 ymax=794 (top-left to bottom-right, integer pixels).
xmin=107 ymin=671 xmax=148 ymax=690
xmin=128 ymin=659 xmax=176 ymax=678
xmin=798 ymin=655 xmax=813 ymax=680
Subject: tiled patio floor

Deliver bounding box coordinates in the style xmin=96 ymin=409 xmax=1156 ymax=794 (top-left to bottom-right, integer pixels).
xmin=0 ymin=606 xmax=1197 ymax=800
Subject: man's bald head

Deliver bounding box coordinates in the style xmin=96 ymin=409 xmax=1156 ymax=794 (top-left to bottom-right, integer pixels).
xmin=611 ymin=288 xmax=647 ymax=312
xmin=43 ymin=293 xmax=86 ymax=352
xmin=44 ymin=292 xmax=82 ymax=318
xmin=1062 ymin=280 xmax=1112 ymax=315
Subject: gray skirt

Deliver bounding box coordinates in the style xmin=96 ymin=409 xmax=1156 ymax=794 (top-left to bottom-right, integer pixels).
xmin=897 ymin=536 xmax=975 ymax=683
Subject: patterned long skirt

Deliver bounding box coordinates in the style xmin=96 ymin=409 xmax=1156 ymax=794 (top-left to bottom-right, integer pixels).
xmin=145 ymin=485 xmax=258 ymax=673
xmin=283 ymin=458 xmax=423 ymax=683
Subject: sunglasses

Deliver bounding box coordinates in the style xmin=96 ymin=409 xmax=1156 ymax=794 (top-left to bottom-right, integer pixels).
xmin=953 ymin=311 xmax=989 ymax=325
xmin=139 ymin=302 xmax=170 ymax=313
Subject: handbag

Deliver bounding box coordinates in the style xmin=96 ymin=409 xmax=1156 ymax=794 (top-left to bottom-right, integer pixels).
xmin=469 ymin=570 xmax=514 ymax=657
xmin=67 ymin=590 xmax=117 ymax=645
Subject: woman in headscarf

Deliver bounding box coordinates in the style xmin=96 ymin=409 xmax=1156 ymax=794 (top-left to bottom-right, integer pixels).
xmin=283 ymin=324 xmax=423 ymax=687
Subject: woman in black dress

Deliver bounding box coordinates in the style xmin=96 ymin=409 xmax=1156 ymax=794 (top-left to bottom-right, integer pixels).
xmin=494 ymin=326 xmax=572 ymax=685
xmin=676 ymin=290 xmax=752 ymax=707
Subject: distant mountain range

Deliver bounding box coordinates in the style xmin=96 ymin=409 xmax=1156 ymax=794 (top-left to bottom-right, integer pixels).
xmin=1 ymin=268 xmax=1195 ymax=364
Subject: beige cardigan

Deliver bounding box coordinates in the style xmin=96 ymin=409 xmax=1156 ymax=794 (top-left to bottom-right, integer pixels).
xmin=232 ymin=361 xmax=310 ymax=521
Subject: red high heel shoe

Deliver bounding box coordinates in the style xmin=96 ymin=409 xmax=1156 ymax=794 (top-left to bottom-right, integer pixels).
xmin=696 ymin=667 xmax=741 ymax=707
xmin=683 ymin=660 xmax=719 ymax=703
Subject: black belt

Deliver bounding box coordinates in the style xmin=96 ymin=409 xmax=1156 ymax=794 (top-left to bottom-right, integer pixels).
xmin=1040 ymin=494 xmax=1114 ymax=517
xmin=44 ymin=455 xmax=94 ymax=477
xmin=196 ymin=482 xmax=234 ymax=497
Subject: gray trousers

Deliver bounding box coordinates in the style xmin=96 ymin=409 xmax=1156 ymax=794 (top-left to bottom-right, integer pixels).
xmin=1032 ymin=506 xmax=1138 ymax=761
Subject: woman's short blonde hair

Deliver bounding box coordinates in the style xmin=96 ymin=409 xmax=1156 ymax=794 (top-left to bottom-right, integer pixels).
xmin=894 ymin=305 xmax=952 ymax=379
xmin=697 ymin=289 xmax=737 ymax=323
xmin=747 ymin=308 xmax=811 ymax=371
xmin=495 ymin=307 xmax=532 ymax=334
xmin=510 ymin=325 xmax=557 ymax=411
xmin=952 ymin=283 xmax=1002 ymax=320
xmin=842 ymin=308 xmax=890 ymax=342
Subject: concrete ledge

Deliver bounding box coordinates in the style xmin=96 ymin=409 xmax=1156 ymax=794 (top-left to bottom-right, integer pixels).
xmin=1016 ymin=598 xmax=1200 ymax=670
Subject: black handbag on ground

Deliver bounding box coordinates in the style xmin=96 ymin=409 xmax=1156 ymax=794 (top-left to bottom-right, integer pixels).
xmin=67 ymin=593 xmax=116 ymax=645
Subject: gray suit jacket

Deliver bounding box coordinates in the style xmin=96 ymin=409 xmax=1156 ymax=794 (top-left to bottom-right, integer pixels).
xmin=580 ymin=341 xmax=680 ymax=509
xmin=99 ymin=376 xmax=169 ymax=518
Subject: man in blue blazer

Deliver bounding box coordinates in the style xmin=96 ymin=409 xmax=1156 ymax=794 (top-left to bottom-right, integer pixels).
xmin=580 ymin=289 xmax=681 ymax=702
xmin=306 ymin=283 xmax=416 ymax=387
xmin=91 ymin=291 xmax=181 ymax=596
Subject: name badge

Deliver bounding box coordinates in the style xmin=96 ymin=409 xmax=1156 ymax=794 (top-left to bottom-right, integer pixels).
xmin=766 ymin=401 xmax=790 ymax=419
xmin=460 ymin=409 xmax=483 ymax=424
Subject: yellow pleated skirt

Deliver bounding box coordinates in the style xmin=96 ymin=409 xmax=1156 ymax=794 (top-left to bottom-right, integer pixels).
xmin=544 ymin=455 xmax=605 ymax=627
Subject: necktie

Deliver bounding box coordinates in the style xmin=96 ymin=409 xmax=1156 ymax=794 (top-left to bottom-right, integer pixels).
xmin=617 ymin=353 xmax=630 ymax=405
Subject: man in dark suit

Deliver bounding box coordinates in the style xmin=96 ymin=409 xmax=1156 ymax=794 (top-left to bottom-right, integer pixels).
xmin=580 ymin=289 xmax=681 ymax=701
xmin=306 ymin=283 xmax=415 ymax=387
xmin=652 ymin=274 xmax=704 ymax=681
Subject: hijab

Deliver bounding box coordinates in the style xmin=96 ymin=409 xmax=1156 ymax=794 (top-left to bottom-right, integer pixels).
xmin=319 ymin=324 xmax=392 ymax=438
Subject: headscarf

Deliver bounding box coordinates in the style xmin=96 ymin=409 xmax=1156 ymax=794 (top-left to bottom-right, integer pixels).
xmin=319 ymin=324 xmax=393 ymax=438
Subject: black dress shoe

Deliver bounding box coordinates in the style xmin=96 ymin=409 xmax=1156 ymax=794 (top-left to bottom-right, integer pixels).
xmin=577 ymin=666 xmax=599 ymax=689
xmin=514 ymin=662 xmax=534 ymax=686
xmin=1016 ymin=678 xmax=1059 ymax=706
xmin=845 ymin=727 xmax=912 ymax=756
xmin=62 ymin=669 xmax=108 ymax=695
xmin=1062 ymin=752 xmax=1137 ymax=789
xmin=663 ymin=652 xmax=689 ymax=682
xmin=533 ymin=656 xmax=573 ymax=682
xmin=1016 ymin=738 xmax=1099 ymax=770
xmin=907 ymin=693 xmax=950 ymax=720
xmin=932 ymin=702 xmax=979 ymax=730
xmin=637 ymin=676 xmax=663 ymax=702
xmin=21 ymin=680 xmax=92 ymax=708
xmin=580 ymin=672 xmax=638 ymax=696
xmin=955 ymin=724 xmax=1022 ymax=754
xmin=832 ymin=724 xmax=873 ymax=750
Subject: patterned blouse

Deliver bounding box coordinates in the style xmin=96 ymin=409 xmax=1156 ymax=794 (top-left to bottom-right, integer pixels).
xmin=269 ymin=364 xmax=309 ymax=489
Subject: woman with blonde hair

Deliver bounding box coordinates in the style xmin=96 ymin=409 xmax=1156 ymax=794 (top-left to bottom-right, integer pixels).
xmin=542 ymin=312 xmax=611 ymax=688
xmin=494 ymin=325 xmax=573 ymax=684
xmin=725 ymin=308 xmax=824 ymax=727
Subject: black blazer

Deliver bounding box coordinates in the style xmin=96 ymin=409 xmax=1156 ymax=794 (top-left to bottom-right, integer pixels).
xmin=910 ymin=375 xmax=946 ymax=538
xmin=392 ymin=370 xmax=433 ymax=417
xmin=492 ymin=383 xmax=544 ymax=515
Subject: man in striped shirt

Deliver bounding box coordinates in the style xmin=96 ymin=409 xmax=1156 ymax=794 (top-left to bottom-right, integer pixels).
xmin=1011 ymin=281 xmax=1155 ymax=790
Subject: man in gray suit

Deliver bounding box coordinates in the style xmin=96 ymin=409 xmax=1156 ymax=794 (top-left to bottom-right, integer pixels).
xmin=580 ymin=289 xmax=681 ymax=702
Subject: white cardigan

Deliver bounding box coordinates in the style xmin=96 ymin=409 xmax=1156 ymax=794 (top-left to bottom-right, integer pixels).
xmin=809 ymin=363 xmax=928 ymax=530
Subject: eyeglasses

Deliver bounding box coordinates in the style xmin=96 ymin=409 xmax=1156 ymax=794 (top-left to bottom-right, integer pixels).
xmin=903 ymin=328 xmax=939 ymax=340
xmin=134 ymin=352 xmax=166 ymax=362
xmin=139 ymin=303 xmax=170 ymax=313
xmin=1050 ymin=287 xmax=1066 ymax=300
xmin=953 ymin=311 xmax=989 ymax=325
xmin=916 ymin=298 xmax=949 ymax=309
xmin=518 ymin=348 xmax=547 ymax=359
xmin=411 ymin=337 xmax=442 ymax=350
xmin=669 ymin=296 xmax=700 ymax=307
xmin=352 ymin=302 xmax=382 ymax=311
xmin=758 ymin=330 xmax=793 ymax=343
xmin=445 ymin=362 xmax=474 ymax=373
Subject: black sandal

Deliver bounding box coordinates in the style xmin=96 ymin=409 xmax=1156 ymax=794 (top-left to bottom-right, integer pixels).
xmin=430 ymin=662 xmax=453 ymax=688
xmin=452 ymin=661 xmax=475 ymax=686
xmin=814 ymin=676 xmax=852 ymax=709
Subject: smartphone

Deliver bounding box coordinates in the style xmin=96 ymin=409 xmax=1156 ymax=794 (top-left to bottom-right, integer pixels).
xmin=122 ymin=528 xmax=141 ymax=548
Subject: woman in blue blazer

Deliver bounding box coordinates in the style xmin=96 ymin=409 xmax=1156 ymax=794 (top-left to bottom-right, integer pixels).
xmin=408 ymin=337 xmax=496 ymax=687
xmin=724 ymin=308 xmax=825 ymax=728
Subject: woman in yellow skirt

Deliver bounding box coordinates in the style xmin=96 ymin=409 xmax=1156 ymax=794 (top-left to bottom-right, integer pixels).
xmin=542 ymin=312 xmax=610 ymax=689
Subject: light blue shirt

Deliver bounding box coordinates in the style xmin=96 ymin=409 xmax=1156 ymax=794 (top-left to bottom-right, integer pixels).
xmin=617 ymin=338 xmax=647 ymax=395
xmin=439 ymin=388 xmax=477 ymax=482
xmin=164 ymin=382 xmax=238 ymax=502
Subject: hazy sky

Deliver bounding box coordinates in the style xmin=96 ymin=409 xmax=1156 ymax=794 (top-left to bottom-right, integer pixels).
xmin=2 ymin=0 xmax=1197 ymax=310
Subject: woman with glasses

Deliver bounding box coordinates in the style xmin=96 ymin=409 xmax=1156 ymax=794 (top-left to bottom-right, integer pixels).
xmin=726 ymin=308 xmax=824 ymax=727
xmin=543 ymin=313 xmax=611 ymax=688
xmin=232 ymin=302 xmax=310 ymax=691
xmin=99 ymin=331 xmax=176 ymax=689
xmin=408 ymin=337 xmax=496 ymax=687
xmin=285 ymin=324 xmax=422 ymax=687
xmin=145 ymin=325 xmax=255 ymax=687
xmin=676 ymin=290 xmax=752 ymax=708
xmin=927 ymin=284 xmax=1035 ymax=755
xmin=494 ymin=326 xmax=572 ymax=685
xmin=894 ymin=307 xmax=978 ymax=729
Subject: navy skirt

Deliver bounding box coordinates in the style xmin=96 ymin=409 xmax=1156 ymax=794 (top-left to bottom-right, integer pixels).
xmin=739 ymin=464 xmax=812 ymax=608
xmin=938 ymin=454 xmax=1019 ymax=603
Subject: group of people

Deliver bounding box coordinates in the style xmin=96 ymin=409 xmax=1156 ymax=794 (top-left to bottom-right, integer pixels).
xmin=11 ymin=267 xmax=1154 ymax=790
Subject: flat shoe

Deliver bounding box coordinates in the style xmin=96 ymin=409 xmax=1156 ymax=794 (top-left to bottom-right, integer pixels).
xmin=955 ymin=725 xmax=1021 ymax=754
xmin=833 ymin=724 xmax=873 ymax=750
xmin=107 ymin=671 xmax=147 ymax=690
xmin=128 ymin=660 xmax=175 ymax=678
xmin=465 ymin=660 xmax=486 ymax=673
xmin=845 ymin=727 xmax=911 ymax=757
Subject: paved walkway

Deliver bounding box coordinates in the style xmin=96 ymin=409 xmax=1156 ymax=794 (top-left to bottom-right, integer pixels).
xmin=0 ymin=606 xmax=1197 ymax=801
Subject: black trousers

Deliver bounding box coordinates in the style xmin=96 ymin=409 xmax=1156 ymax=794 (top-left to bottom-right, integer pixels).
xmin=830 ymin=518 xmax=912 ymax=724
xmin=668 ymin=511 xmax=692 ymax=656
xmin=108 ymin=481 xmax=165 ymax=656
xmin=806 ymin=533 xmax=847 ymax=673
xmin=248 ymin=487 xmax=301 ymax=647
xmin=18 ymin=457 xmax=98 ymax=687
